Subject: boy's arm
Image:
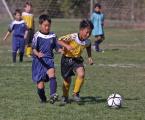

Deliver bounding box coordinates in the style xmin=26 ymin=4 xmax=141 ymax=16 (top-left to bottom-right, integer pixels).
xmin=90 ymin=13 xmax=94 ymax=23
xmin=86 ymin=44 xmax=93 ymax=65
xmin=3 ymin=21 xmax=14 ymax=41
xmin=58 ymin=39 xmax=74 ymax=51
xmin=32 ymin=33 xmax=44 ymax=58
xmin=3 ymin=31 xmax=11 ymax=41
xmin=24 ymin=30 xmax=28 ymax=40
xmin=33 ymin=49 xmax=44 ymax=58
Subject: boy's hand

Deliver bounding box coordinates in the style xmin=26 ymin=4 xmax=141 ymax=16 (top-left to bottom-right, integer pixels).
xmin=66 ymin=45 xmax=74 ymax=51
xmin=88 ymin=57 xmax=93 ymax=65
xmin=3 ymin=37 xmax=6 ymax=41
xmin=37 ymin=52 xmax=44 ymax=58
xmin=24 ymin=35 xmax=27 ymax=40
xmin=58 ymin=49 xmax=64 ymax=54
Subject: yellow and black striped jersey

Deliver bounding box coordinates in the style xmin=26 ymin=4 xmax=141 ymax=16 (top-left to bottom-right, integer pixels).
xmin=22 ymin=12 xmax=34 ymax=29
xmin=58 ymin=33 xmax=91 ymax=57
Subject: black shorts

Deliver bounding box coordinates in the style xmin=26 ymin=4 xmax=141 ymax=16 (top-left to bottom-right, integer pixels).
xmin=61 ymin=55 xmax=84 ymax=79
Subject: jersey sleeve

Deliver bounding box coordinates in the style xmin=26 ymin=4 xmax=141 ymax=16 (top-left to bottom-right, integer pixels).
xmin=32 ymin=32 xmax=38 ymax=49
xmin=8 ymin=21 xmax=14 ymax=32
xmin=53 ymin=36 xmax=61 ymax=50
xmin=85 ymin=39 xmax=91 ymax=47
xmin=102 ymin=14 xmax=105 ymax=24
xmin=90 ymin=13 xmax=94 ymax=23
xmin=58 ymin=34 xmax=72 ymax=42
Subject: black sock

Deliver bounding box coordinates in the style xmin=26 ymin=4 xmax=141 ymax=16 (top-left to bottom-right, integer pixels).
xmin=37 ymin=88 xmax=47 ymax=102
xmin=19 ymin=52 xmax=24 ymax=62
xmin=12 ymin=52 xmax=16 ymax=63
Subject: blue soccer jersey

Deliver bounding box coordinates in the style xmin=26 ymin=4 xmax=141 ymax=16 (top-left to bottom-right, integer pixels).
xmin=8 ymin=20 xmax=27 ymax=53
xmin=32 ymin=31 xmax=59 ymax=59
xmin=32 ymin=31 xmax=59 ymax=82
xmin=8 ymin=20 xmax=27 ymax=37
xmin=91 ymin=12 xmax=104 ymax=36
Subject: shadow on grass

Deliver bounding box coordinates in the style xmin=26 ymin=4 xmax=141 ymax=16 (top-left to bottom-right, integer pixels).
xmin=74 ymin=96 xmax=106 ymax=105
xmin=124 ymin=97 xmax=140 ymax=101
xmin=104 ymin=48 xmax=120 ymax=51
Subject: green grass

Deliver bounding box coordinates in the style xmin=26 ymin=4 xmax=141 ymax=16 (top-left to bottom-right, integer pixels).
xmin=0 ymin=19 xmax=145 ymax=120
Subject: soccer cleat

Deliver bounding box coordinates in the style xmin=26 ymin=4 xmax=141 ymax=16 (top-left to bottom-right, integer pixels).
xmin=96 ymin=49 xmax=104 ymax=53
xmin=26 ymin=54 xmax=32 ymax=58
xmin=39 ymin=96 xmax=47 ymax=104
xmin=72 ymin=93 xmax=81 ymax=102
xmin=59 ymin=96 xmax=70 ymax=106
xmin=49 ymin=93 xmax=59 ymax=104
xmin=91 ymin=45 xmax=96 ymax=51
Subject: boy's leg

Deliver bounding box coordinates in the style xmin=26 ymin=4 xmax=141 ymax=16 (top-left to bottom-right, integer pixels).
xmin=19 ymin=39 xmax=25 ymax=62
xmin=26 ymin=29 xmax=33 ymax=57
xmin=73 ymin=67 xmax=85 ymax=102
xmin=94 ymin=36 xmax=104 ymax=52
xmin=62 ymin=78 xmax=71 ymax=97
xmin=59 ymin=77 xmax=71 ymax=106
xmin=37 ymin=81 xmax=47 ymax=103
xmin=26 ymin=44 xmax=32 ymax=57
xmin=19 ymin=52 xmax=24 ymax=62
xmin=47 ymin=68 xmax=57 ymax=96
xmin=12 ymin=52 xmax=17 ymax=63
xmin=12 ymin=38 xmax=18 ymax=63
xmin=47 ymin=68 xmax=58 ymax=104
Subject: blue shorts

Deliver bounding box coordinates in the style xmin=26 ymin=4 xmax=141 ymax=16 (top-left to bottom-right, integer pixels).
xmin=32 ymin=57 xmax=54 ymax=83
xmin=12 ymin=36 xmax=25 ymax=53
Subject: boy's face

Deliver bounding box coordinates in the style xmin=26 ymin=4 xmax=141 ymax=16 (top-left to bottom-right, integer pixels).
xmin=79 ymin=27 xmax=92 ymax=40
xmin=15 ymin=13 xmax=21 ymax=21
xmin=95 ymin=7 xmax=101 ymax=12
xmin=39 ymin=20 xmax=51 ymax=34
xmin=24 ymin=5 xmax=32 ymax=13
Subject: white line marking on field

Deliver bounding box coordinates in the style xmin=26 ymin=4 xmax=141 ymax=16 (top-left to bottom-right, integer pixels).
xmin=1 ymin=63 xmax=145 ymax=68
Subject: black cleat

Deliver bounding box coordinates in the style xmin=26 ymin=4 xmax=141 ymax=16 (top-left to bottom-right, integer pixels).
xmin=72 ymin=93 xmax=81 ymax=102
xmin=59 ymin=96 xmax=71 ymax=106
xmin=49 ymin=93 xmax=59 ymax=104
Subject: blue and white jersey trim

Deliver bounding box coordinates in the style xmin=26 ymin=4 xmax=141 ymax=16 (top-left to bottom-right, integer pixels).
xmin=32 ymin=31 xmax=56 ymax=47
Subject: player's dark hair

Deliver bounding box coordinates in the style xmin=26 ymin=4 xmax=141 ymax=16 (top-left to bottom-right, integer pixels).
xmin=80 ymin=19 xmax=94 ymax=30
xmin=94 ymin=3 xmax=101 ymax=9
xmin=39 ymin=14 xmax=51 ymax=24
xmin=14 ymin=9 xmax=22 ymax=16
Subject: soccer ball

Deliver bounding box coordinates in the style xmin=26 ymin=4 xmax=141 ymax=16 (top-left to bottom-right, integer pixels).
xmin=107 ymin=93 xmax=123 ymax=108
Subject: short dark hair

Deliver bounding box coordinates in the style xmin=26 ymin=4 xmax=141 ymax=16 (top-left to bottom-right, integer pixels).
xmin=14 ymin=9 xmax=22 ymax=16
xmin=39 ymin=14 xmax=51 ymax=24
xmin=24 ymin=1 xmax=32 ymax=7
xmin=80 ymin=19 xmax=94 ymax=30
xmin=94 ymin=3 xmax=101 ymax=9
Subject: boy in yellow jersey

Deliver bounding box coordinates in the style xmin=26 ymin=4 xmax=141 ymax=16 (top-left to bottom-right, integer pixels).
xmin=22 ymin=2 xmax=34 ymax=57
xmin=58 ymin=19 xmax=94 ymax=105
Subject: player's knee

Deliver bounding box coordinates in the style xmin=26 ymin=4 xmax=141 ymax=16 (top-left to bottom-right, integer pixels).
xmin=77 ymin=72 xmax=85 ymax=79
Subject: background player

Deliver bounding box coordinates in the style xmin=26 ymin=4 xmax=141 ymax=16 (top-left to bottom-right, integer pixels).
xmin=91 ymin=3 xmax=105 ymax=52
xmin=3 ymin=9 xmax=28 ymax=63
xmin=22 ymin=1 xmax=35 ymax=57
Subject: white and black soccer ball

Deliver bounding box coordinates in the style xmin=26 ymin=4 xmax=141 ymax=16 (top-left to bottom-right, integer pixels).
xmin=107 ymin=93 xmax=123 ymax=108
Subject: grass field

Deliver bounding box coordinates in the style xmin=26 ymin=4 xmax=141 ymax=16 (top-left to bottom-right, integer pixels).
xmin=0 ymin=19 xmax=145 ymax=120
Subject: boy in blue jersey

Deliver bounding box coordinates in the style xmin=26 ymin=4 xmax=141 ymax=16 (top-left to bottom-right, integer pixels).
xmin=91 ymin=3 xmax=105 ymax=52
xmin=3 ymin=9 xmax=28 ymax=62
xmin=32 ymin=15 xmax=60 ymax=104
